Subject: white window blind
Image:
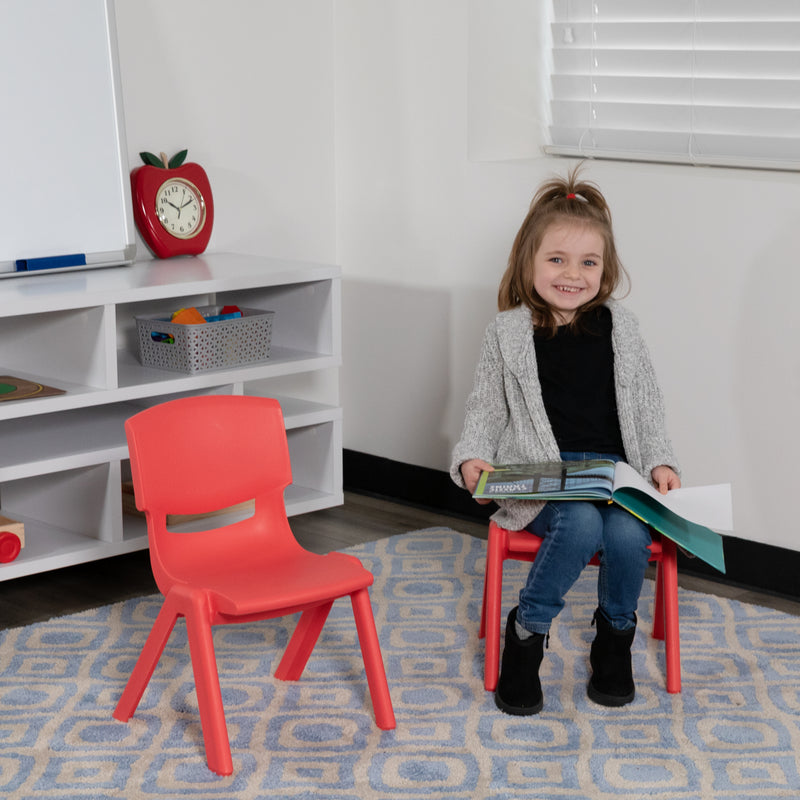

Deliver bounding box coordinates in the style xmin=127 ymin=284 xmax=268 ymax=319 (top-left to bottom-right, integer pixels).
xmin=547 ymin=0 xmax=800 ymax=171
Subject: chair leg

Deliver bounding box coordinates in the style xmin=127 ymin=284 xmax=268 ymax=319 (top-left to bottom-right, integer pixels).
xmin=184 ymin=604 xmax=233 ymax=776
xmin=113 ymin=599 xmax=179 ymax=722
xmin=479 ymin=568 xmax=489 ymax=640
xmin=351 ymin=587 xmax=395 ymax=730
xmin=274 ymin=601 xmax=334 ymax=681
xmin=652 ymin=560 xmax=666 ymax=642
xmin=659 ymin=538 xmax=681 ymax=694
xmin=483 ymin=529 xmax=507 ymax=692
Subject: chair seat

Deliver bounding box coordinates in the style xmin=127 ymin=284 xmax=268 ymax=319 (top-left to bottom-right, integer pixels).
xmin=198 ymin=552 xmax=375 ymax=617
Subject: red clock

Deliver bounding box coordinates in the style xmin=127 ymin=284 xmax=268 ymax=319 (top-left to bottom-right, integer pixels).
xmin=131 ymin=150 xmax=214 ymax=259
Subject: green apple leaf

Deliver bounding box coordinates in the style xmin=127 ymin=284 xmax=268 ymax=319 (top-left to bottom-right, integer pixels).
xmin=139 ymin=151 xmax=164 ymax=167
xmin=168 ymin=149 xmax=188 ymax=168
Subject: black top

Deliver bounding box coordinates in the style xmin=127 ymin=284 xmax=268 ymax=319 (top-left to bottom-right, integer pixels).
xmin=533 ymin=306 xmax=626 ymax=456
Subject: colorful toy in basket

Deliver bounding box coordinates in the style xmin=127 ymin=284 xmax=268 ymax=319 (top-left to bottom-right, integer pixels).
xmin=170 ymin=305 xmax=242 ymax=324
xmin=171 ymin=307 xmax=207 ymax=325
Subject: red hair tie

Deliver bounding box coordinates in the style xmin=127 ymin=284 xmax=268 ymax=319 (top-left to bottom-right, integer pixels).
xmin=566 ymin=192 xmax=588 ymax=203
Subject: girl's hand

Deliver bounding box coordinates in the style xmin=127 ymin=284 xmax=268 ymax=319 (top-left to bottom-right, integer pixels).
xmin=461 ymin=459 xmax=495 ymax=504
xmin=651 ymin=465 xmax=681 ymax=494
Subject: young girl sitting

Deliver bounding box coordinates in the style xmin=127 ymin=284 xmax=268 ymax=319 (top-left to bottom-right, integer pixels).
xmin=451 ymin=167 xmax=680 ymax=715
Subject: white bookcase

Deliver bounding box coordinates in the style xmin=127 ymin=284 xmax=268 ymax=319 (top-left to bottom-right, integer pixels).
xmin=0 ymin=253 xmax=342 ymax=581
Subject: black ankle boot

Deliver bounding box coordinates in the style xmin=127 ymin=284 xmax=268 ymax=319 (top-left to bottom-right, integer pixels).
xmin=587 ymin=608 xmax=636 ymax=707
xmin=495 ymin=607 xmax=546 ymax=716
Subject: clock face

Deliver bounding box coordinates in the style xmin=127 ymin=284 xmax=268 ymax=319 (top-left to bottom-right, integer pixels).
xmin=155 ymin=177 xmax=207 ymax=239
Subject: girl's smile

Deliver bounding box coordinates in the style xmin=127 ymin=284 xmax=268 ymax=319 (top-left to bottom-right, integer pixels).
xmin=532 ymin=223 xmax=605 ymax=324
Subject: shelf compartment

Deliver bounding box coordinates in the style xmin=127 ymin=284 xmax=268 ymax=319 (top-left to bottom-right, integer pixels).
xmin=268 ymin=394 xmax=342 ymax=429
xmin=0 ymin=369 xmax=110 ymax=422
xmin=285 ymin=484 xmax=342 ymax=517
xmin=1 ymin=463 xmax=120 ymax=541
xmin=0 ymin=510 xmax=147 ymax=581
xmin=0 ymin=403 xmax=139 ymax=481
xmin=216 ymin=280 xmax=340 ymax=359
xmin=0 ymin=305 xmax=114 ymax=390
xmin=286 ymin=416 xmax=343 ymax=516
xmin=253 ymin=394 xmax=343 ymax=516
xmin=0 ymin=462 xmax=134 ymax=580
xmin=114 ymin=281 xmax=339 ymax=389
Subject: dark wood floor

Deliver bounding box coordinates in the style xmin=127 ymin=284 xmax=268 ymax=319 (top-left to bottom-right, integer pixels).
xmin=1 ymin=492 xmax=798 ymax=629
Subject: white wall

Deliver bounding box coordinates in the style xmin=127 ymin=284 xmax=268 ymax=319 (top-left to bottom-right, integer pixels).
xmin=335 ymin=1 xmax=799 ymax=552
xmin=116 ymin=0 xmax=336 ymax=262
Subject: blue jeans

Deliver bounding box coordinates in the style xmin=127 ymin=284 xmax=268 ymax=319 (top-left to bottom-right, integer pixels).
xmin=517 ymin=452 xmax=652 ymax=634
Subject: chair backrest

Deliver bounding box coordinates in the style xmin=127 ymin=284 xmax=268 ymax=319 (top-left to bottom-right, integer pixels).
xmin=125 ymin=395 xmax=294 ymax=591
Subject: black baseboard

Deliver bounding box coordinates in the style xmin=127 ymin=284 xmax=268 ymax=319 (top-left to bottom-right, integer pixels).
xmin=344 ymin=449 xmax=494 ymax=524
xmin=344 ymin=449 xmax=800 ymax=602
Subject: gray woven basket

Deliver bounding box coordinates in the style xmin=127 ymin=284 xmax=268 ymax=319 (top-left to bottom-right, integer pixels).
xmin=135 ymin=306 xmax=274 ymax=374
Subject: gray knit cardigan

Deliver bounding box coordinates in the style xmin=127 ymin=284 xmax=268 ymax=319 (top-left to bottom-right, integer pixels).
xmin=450 ymin=303 xmax=679 ymax=531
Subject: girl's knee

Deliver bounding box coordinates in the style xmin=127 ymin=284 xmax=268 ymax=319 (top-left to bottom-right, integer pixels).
xmin=550 ymin=501 xmax=604 ymax=548
xmin=530 ymin=501 xmax=605 ymax=555
xmin=603 ymin=512 xmax=651 ymax=556
xmin=562 ymin=501 xmax=604 ymax=531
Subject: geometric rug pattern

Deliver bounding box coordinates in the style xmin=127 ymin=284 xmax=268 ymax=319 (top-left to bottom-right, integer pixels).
xmin=1 ymin=528 xmax=800 ymax=799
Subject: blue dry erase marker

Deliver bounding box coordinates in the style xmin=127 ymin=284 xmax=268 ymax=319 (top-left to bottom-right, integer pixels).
xmin=15 ymin=254 xmax=87 ymax=272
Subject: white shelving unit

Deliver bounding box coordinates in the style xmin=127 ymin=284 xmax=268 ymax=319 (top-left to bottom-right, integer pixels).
xmin=0 ymin=253 xmax=342 ymax=581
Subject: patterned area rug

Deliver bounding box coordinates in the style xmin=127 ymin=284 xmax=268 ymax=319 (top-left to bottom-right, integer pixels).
xmin=1 ymin=528 xmax=799 ymax=799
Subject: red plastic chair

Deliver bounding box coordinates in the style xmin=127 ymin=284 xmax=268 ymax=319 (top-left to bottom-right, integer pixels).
xmin=112 ymin=395 xmax=395 ymax=775
xmin=479 ymin=520 xmax=681 ymax=694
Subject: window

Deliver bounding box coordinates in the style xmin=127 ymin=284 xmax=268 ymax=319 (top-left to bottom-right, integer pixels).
xmin=546 ymin=0 xmax=800 ymax=171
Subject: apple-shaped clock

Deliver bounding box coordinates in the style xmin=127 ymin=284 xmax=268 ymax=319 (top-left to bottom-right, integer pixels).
xmin=131 ymin=149 xmax=214 ymax=259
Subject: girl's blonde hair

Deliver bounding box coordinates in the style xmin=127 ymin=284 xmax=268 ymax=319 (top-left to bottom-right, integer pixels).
xmin=498 ymin=165 xmax=629 ymax=333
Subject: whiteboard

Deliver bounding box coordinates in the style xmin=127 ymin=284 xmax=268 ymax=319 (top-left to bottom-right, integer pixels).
xmin=0 ymin=0 xmax=135 ymax=277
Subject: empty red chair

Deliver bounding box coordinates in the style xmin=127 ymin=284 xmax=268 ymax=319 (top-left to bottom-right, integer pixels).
xmin=479 ymin=520 xmax=681 ymax=694
xmin=113 ymin=395 xmax=395 ymax=775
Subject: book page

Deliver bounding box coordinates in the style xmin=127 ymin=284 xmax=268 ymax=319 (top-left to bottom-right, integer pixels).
xmin=612 ymin=462 xmax=733 ymax=531
xmin=474 ymin=459 xmax=615 ymax=499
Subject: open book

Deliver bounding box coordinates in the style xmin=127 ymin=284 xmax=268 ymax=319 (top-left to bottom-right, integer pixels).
xmin=473 ymin=459 xmax=731 ymax=573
